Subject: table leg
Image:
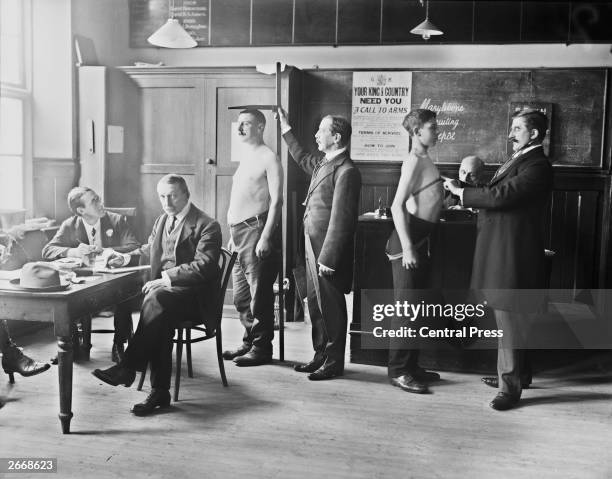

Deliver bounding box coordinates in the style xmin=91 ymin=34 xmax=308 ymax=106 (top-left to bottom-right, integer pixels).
xmin=57 ymin=335 xmax=74 ymax=434
xmin=80 ymin=316 xmax=92 ymax=361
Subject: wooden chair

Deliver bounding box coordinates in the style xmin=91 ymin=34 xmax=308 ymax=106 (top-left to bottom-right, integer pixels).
xmin=80 ymin=207 xmax=138 ymax=355
xmin=137 ymin=247 xmax=237 ymax=402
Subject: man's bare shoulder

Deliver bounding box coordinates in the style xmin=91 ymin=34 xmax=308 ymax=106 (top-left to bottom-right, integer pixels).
xmin=257 ymin=143 xmax=279 ymax=163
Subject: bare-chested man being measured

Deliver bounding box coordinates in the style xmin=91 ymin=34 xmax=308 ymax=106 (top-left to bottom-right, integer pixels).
xmin=223 ymin=109 xmax=283 ymax=367
xmin=386 ymin=108 xmax=444 ymax=394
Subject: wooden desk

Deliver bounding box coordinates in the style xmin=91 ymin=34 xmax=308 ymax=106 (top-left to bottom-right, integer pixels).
xmin=0 ymin=270 xmax=146 ymax=433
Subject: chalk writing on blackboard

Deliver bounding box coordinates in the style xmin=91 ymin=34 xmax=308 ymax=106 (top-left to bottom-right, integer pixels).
xmin=420 ymin=98 xmax=467 ymax=144
xmin=129 ymin=0 xmax=209 ymax=48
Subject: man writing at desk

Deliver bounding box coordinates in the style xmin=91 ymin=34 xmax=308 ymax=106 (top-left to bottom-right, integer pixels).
xmin=93 ymin=174 xmax=221 ymax=416
xmin=42 ymin=187 xmax=140 ymax=362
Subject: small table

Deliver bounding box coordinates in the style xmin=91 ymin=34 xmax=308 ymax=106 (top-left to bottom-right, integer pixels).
xmin=0 ymin=270 xmax=147 ymax=433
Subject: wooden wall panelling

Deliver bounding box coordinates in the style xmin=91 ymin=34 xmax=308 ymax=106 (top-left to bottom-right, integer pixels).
xmin=252 ymin=0 xmax=293 ymax=45
xmin=105 ymin=68 xmax=142 ymax=214
xmin=125 ymin=72 xmax=205 ymax=237
xmin=32 ymin=159 xmax=75 ymax=221
xmin=299 ymin=68 xmax=609 ymax=290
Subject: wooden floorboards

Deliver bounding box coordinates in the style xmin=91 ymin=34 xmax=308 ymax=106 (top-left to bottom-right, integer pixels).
xmin=1 ymin=309 xmax=612 ymax=479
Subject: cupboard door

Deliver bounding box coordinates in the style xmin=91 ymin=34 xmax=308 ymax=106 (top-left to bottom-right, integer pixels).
xmin=138 ymin=77 xmax=206 ymax=235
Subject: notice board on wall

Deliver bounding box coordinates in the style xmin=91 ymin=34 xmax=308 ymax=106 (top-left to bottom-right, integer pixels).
xmin=301 ymin=69 xmax=607 ymax=167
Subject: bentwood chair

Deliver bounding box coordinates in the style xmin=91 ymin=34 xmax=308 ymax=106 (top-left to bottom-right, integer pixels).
xmin=80 ymin=207 xmax=138 ymax=357
xmin=137 ymin=247 xmax=237 ymax=402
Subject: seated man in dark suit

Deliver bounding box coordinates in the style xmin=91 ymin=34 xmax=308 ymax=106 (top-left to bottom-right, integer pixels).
xmin=92 ymin=174 xmax=222 ymax=416
xmin=1 ymin=227 xmax=50 ymax=382
xmin=42 ymin=186 xmax=140 ymax=362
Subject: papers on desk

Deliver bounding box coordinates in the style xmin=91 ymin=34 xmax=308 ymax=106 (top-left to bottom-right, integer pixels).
xmin=93 ymin=265 xmax=151 ymax=274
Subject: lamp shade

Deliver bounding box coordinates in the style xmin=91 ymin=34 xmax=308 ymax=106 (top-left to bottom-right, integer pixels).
xmin=147 ymin=18 xmax=197 ymax=49
xmin=410 ymin=18 xmax=443 ymax=40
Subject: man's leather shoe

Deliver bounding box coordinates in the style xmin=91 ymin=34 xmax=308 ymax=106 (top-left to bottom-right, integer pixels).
xmin=294 ymin=357 xmax=325 ymax=373
xmin=489 ymin=392 xmax=520 ymax=411
xmin=2 ymin=346 xmax=50 ymax=379
xmin=413 ymin=367 xmax=441 ymax=382
xmin=131 ymin=389 xmax=171 ymax=416
xmin=390 ymin=375 xmax=429 ymax=394
xmin=111 ymin=342 xmax=125 ymax=363
xmin=222 ymin=344 xmax=251 ymax=361
xmin=481 ymin=376 xmax=531 ymax=389
xmin=308 ymin=363 xmax=343 ymax=381
xmin=92 ymin=364 xmax=135 ymax=387
xmin=233 ymin=349 xmax=272 ymax=367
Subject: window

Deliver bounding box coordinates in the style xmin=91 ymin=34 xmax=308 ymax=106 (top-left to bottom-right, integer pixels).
xmin=0 ymin=0 xmax=30 ymax=212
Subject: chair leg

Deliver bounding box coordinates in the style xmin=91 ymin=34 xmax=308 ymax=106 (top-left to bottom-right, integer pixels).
xmin=216 ymin=328 xmax=228 ymax=387
xmin=174 ymin=329 xmax=184 ymax=402
xmin=186 ymin=329 xmax=193 ymax=378
xmin=137 ymin=365 xmax=146 ymax=391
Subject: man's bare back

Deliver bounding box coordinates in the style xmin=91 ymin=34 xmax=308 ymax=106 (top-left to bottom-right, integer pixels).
xmin=228 ymin=143 xmax=278 ymax=224
xmin=404 ymin=151 xmax=443 ymax=223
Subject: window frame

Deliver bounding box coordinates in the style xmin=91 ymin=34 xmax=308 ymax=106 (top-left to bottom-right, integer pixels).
xmin=0 ymin=0 xmax=32 ymax=213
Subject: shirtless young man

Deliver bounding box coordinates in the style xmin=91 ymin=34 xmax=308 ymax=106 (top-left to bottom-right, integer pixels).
xmin=223 ymin=109 xmax=283 ymax=366
xmin=387 ymin=108 xmax=444 ymax=394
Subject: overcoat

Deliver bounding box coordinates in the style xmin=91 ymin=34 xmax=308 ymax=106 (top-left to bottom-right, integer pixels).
xmin=463 ymin=146 xmax=553 ymax=312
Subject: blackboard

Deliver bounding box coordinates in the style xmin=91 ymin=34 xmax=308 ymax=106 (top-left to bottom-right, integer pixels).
xmin=129 ymin=0 xmax=209 ymax=47
xmin=129 ymin=1 xmax=612 ymax=48
xmin=300 ymin=69 xmax=607 ymax=166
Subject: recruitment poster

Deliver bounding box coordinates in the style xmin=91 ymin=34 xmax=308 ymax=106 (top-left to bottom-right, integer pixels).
xmin=351 ymin=71 xmax=412 ymax=161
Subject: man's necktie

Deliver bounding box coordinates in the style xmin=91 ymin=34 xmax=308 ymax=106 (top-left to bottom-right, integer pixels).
xmin=91 ymin=227 xmax=96 ymax=245
xmin=168 ymin=216 xmax=177 ymax=234
xmin=302 ymin=158 xmax=328 ymax=206
xmin=491 ymin=150 xmax=522 ymax=182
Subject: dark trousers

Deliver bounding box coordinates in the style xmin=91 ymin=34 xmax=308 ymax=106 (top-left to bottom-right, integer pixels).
xmin=113 ymin=301 xmax=133 ymax=344
xmin=304 ymin=233 xmax=347 ymax=367
xmin=494 ymin=309 xmax=532 ymax=398
xmin=123 ymin=285 xmax=199 ymax=390
xmin=230 ymin=214 xmax=279 ymax=354
xmin=387 ymin=241 xmax=431 ymax=378
xmin=0 ymin=320 xmax=13 ymax=351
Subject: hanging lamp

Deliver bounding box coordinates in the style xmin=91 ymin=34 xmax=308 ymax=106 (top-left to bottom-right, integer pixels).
xmin=147 ymin=0 xmax=197 ymax=49
xmin=410 ymin=0 xmax=443 ymax=41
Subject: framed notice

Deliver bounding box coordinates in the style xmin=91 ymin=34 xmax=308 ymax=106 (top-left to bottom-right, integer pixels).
xmin=507 ymin=101 xmax=553 ymax=157
xmin=351 ymin=72 xmax=412 ymax=161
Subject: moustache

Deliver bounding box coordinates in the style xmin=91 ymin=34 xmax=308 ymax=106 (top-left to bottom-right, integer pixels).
xmin=507 ymin=138 xmax=518 ymax=143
